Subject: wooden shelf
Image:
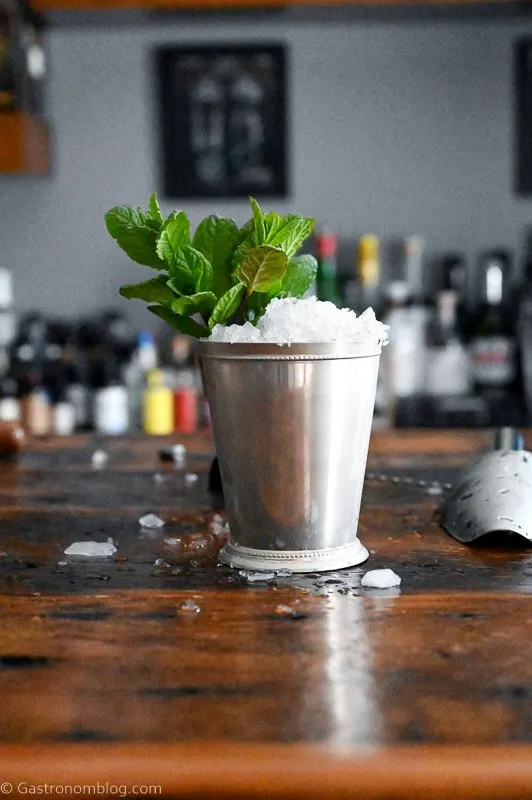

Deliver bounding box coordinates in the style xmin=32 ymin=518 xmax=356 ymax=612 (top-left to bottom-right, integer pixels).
xmin=0 ymin=112 xmax=51 ymax=174
xmin=31 ymin=0 xmax=516 ymax=10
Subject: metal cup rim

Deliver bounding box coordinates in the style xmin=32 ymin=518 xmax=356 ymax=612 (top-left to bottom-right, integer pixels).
xmin=199 ymin=340 xmax=383 ymax=360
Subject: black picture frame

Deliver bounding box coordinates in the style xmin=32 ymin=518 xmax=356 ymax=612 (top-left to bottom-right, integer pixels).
xmin=516 ymin=39 xmax=532 ymax=195
xmin=156 ymin=44 xmax=288 ymax=199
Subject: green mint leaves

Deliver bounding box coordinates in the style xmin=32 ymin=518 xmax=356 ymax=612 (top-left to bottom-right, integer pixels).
xmin=106 ymin=195 xmax=316 ymax=338
xmin=236 ymin=246 xmax=287 ymax=294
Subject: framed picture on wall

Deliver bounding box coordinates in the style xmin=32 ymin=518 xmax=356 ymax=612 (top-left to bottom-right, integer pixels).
xmin=156 ymin=44 xmax=288 ymax=199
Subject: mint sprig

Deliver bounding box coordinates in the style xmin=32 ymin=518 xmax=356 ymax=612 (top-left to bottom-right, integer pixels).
xmin=105 ymin=195 xmax=317 ymax=338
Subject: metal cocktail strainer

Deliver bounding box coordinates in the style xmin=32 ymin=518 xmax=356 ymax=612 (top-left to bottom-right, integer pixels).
xmin=439 ymin=428 xmax=532 ymax=544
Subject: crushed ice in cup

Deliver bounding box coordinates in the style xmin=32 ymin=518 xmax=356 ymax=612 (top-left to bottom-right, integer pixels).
xmin=361 ymin=568 xmax=401 ymax=589
xmin=179 ymin=599 xmax=201 ymax=614
xmin=209 ymin=297 xmax=389 ymax=345
xmin=139 ymin=513 xmax=165 ymax=529
xmin=64 ymin=541 xmax=117 ymax=557
xmin=91 ymin=449 xmax=108 ymax=469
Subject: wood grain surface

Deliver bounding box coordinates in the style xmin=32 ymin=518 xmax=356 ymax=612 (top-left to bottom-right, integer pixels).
xmin=0 ymin=430 xmax=531 ymax=798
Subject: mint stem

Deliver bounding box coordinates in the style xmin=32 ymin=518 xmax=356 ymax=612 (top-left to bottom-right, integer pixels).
xmin=233 ymin=292 xmax=250 ymax=325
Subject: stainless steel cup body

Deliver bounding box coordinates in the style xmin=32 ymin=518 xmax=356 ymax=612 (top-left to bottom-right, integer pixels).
xmin=200 ymin=341 xmax=381 ymax=572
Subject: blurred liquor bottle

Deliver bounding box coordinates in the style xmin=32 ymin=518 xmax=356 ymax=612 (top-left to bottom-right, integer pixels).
xmin=516 ymin=235 xmax=532 ymax=421
xmin=439 ymin=253 xmax=470 ymax=341
xmin=425 ymin=284 xmax=471 ymax=399
xmin=344 ymin=235 xmax=381 ymax=314
xmin=143 ymin=369 xmax=173 ymax=436
xmin=0 ymin=268 xmax=15 ymax=379
xmin=470 ymin=250 xmax=517 ymax=401
xmin=0 ymin=7 xmax=16 ymax=111
xmin=315 ymin=232 xmax=342 ymax=306
xmin=0 ymin=2 xmax=46 ymax=116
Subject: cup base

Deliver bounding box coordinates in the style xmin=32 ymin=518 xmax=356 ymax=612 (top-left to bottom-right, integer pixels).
xmin=219 ymin=539 xmax=369 ymax=573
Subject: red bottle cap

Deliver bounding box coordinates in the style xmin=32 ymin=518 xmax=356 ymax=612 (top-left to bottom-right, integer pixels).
xmin=316 ymin=232 xmax=337 ymax=259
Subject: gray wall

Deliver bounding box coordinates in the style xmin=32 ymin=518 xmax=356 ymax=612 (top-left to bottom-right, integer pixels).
xmin=1 ymin=15 xmax=532 ymax=326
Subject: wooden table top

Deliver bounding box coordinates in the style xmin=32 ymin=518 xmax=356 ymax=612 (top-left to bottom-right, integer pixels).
xmin=1 ymin=430 xmax=531 ymax=799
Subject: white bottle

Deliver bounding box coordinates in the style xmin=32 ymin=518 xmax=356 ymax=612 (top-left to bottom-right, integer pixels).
xmin=426 ymin=291 xmax=471 ymax=397
xmin=0 ymin=268 xmax=15 ymax=348
xmin=94 ymin=386 xmax=129 ymax=435
xmin=384 ymin=281 xmax=428 ymax=399
xmin=53 ymin=402 xmax=77 ymax=436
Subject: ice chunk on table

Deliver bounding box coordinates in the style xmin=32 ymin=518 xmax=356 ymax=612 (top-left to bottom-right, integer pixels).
xmin=361 ymin=568 xmax=401 ymax=589
xmin=64 ymin=541 xmax=117 ymax=557
xmin=139 ymin=513 xmax=165 ymax=529
xmin=91 ymin=450 xmax=108 ymax=469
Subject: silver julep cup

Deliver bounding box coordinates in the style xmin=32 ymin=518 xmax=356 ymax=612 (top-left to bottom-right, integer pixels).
xmin=199 ymin=340 xmax=382 ymax=572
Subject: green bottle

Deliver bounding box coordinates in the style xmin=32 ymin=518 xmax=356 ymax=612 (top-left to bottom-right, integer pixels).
xmin=316 ymin=231 xmax=342 ymax=306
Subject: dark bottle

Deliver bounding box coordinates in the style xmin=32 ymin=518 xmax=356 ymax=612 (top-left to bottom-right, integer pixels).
xmin=470 ymin=250 xmax=516 ymax=394
xmin=344 ymin=235 xmax=381 ymax=314
xmin=516 ymin=242 xmax=532 ymax=421
xmin=0 ymin=8 xmax=16 ymax=112
xmin=441 ymin=253 xmax=469 ymax=342
xmin=315 ymin=232 xmax=342 ymax=306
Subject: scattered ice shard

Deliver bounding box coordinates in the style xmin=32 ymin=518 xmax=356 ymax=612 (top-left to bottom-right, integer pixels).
xmin=179 ymin=599 xmax=201 ymax=614
xmin=64 ymin=541 xmax=117 ymax=557
xmin=209 ymin=514 xmax=229 ymax=536
xmin=139 ymin=513 xmax=165 ymax=529
xmin=91 ymin=450 xmax=108 ymax=469
xmin=275 ymin=604 xmax=295 ymax=615
xmin=163 ymin=537 xmax=181 ymax=547
xmin=361 ymin=568 xmax=401 ymax=589
xmin=275 ymin=569 xmax=293 ymax=577
xmin=184 ymin=473 xmax=199 ymax=485
xmin=239 ymin=570 xmax=276 ymax=582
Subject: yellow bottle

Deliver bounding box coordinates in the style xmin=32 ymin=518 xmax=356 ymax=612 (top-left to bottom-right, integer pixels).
xmin=143 ymin=369 xmax=173 ymax=435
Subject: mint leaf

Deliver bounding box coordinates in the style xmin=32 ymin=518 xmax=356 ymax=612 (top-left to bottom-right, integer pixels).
xmin=263 ymin=211 xmax=282 ymax=239
xmin=171 ymin=292 xmax=216 ymax=317
xmin=192 ymin=216 xmax=242 ymax=297
xmin=119 ymin=275 xmax=175 ymax=305
xmin=280 ymin=254 xmax=318 ymax=298
xmin=105 ymin=206 xmax=165 ymax=269
xmin=170 ymin=245 xmax=213 ymax=293
xmin=250 ymin=197 xmax=266 ymax=243
xmin=106 ymin=205 xmax=150 ymax=233
xmin=148 ymin=305 xmax=210 ymax=338
xmin=149 ymin=192 xmax=164 ymax=226
xmin=236 ymin=246 xmax=287 ymax=295
xmin=231 ymin=229 xmax=258 ymax=272
xmin=266 ymin=214 xmax=315 ymax=259
xmin=156 ymin=212 xmax=190 ymax=262
xmin=208 ymin=282 xmax=246 ymax=329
